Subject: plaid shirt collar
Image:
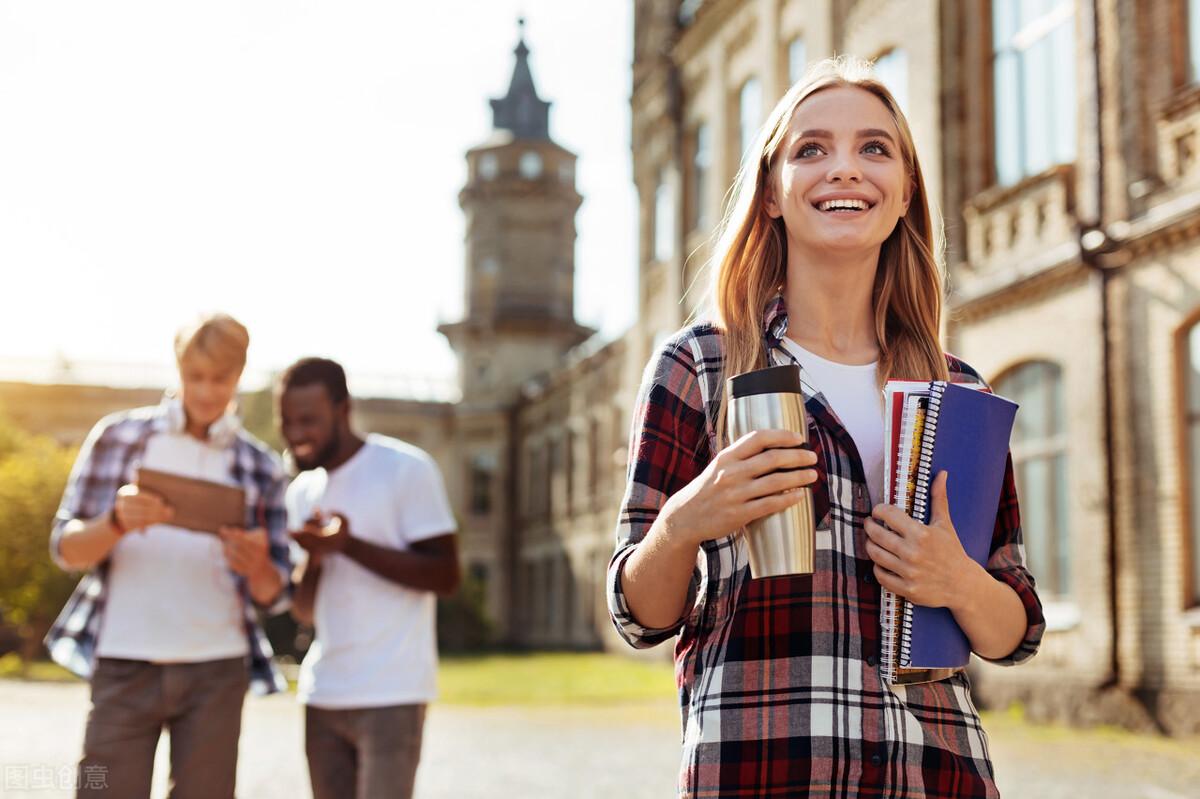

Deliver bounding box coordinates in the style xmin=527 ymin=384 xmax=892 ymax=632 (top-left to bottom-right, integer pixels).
xmin=761 ymin=291 xmax=790 ymax=350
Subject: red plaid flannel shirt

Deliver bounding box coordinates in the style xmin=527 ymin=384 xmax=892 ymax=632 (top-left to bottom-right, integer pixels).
xmin=607 ymin=296 xmax=1044 ymax=798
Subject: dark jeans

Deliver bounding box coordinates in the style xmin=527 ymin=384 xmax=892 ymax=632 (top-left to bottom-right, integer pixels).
xmin=305 ymin=703 xmax=426 ymax=799
xmin=78 ymin=656 xmax=248 ymax=799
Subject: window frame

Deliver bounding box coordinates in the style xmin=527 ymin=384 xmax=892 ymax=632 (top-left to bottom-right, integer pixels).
xmin=686 ymin=122 xmax=711 ymax=235
xmin=993 ymin=359 xmax=1073 ymax=605
xmin=787 ymin=35 xmax=807 ymax=86
xmin=1175 ymin=308 xmax=1200 ymax=609
xmin=987 ymin=0 xmax=1078 ymax=187
xmin=872 ymin=47 xmax=909 ymax=114
xmin=735 ymin=76 xmax=762 ymax=172
xmin=653 ymin=169 xmax=674 ymax=263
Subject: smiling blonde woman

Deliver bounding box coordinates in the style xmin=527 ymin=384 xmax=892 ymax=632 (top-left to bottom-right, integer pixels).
xmin=607 ymin=57 xmax=1045 ymax=799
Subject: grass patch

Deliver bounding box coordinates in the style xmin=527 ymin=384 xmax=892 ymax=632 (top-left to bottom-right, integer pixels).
xmin=979 ymin=705 xmax=1200 ymax=755
xmin=437 ymin=651 xmax=675 ymax=706
xmin=2 ymin=651 xmax=679 ymax=706
xmin=0 ymin=654 xmax=80 ymax=682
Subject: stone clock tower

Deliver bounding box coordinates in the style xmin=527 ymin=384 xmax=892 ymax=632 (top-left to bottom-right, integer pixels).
xmin=439 ymin=21 xmax=594 ymax=643
xmin=439 ymin=20 xmax=594 ymax=405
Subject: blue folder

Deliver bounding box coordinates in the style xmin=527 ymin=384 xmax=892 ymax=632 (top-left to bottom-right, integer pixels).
xmin=903 ymin=382 xmax=1018 ymax=670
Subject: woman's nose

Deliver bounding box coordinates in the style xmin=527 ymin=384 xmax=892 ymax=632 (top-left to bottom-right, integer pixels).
xmin=826 ymin=155 xmax=862 ymax=183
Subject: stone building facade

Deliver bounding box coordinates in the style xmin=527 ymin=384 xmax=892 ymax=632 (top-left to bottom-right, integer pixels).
xmin=610 ymin=0 xmax=1200 ymax=734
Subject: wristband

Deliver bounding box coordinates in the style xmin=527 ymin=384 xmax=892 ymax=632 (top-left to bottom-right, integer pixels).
xmin=108 ymin=506 xmax=128 ymax=536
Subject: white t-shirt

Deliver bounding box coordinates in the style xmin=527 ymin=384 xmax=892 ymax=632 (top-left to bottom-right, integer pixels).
xmin=781 ymin=337 xmax=885 ymax=507
xmin=288 ymin=435 xmax=457 ymax=709
xmin=96 ymin=431 xmax=249 ymax=662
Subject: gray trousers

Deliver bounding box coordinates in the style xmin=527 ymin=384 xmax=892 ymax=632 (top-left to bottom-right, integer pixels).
xmin=305 ymin=703 xmax=426 ymax=799
xmin=78 ymin=656 xmax=248 ymax=799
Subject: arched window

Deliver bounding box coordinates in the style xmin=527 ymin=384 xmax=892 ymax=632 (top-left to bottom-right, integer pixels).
xmin=519 ymin=151 xmax=543 ymax=179
xmin=1181 ymin=316 xmax=1200 ymax=607
xmin=994 ymin=361 xmax=1071 ymax=600
xmin=478 ymin=153 xmax=498 ymax=180
xmin=653 ymin=170 xmax=674 ymax=262
xmin=788 ymin=36 xmax=807 ymax=86
xmin=687 ymin=122 xmax=711 ymax=233
xmin=469 ymin=451 xmax=496 ymax=516
xmin=873 ymin=48 xmax=909 ymax=114
xmin=737 ymin=77 xmax=762 ymax=167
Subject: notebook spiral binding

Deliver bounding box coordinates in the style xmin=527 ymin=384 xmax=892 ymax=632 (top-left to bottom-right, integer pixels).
xmin=897 ymin=381 xmax=944 ymax=668
xmin=897 ymin=599 xmax=916 ymax=668
xmin=892 ymin=381 xmax=945 ymax=673
xmin=881 ymin=593 xmax=899 ymax=683
xmin=909 ymin=381 xmax=945 ymax=525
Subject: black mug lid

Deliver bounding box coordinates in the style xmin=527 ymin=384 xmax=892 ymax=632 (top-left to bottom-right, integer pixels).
xmin=728 ymin=364 xmax=803 ymax=398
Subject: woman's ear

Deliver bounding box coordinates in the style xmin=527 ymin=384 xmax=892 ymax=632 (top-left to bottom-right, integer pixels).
xmin=902 ymin=178 xmax=914 ymax=216
xmin=764 ymin=176 xmax=783 ymax=219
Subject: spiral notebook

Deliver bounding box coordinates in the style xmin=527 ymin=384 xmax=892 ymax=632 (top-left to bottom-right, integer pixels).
xmin=879 ymin=380 xmax=1018 ymax=684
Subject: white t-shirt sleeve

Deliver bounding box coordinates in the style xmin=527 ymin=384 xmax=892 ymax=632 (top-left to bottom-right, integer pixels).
xmin=399 ymin=455 xmax=457 ymax=544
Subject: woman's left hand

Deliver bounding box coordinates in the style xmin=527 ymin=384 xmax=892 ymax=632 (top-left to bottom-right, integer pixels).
xmin=864 ymin=471 xmax=975 ymax=608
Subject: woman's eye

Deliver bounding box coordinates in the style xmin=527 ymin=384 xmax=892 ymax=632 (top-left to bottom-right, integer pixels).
xmin=797 ymin=143 xmax=822 ymax=158
xmin=863 ymin=140 xmax=891 ymax=156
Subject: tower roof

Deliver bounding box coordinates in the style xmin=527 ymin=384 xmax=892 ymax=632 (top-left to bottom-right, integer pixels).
xmin=489 ymin=18 xmax=552 ymax=141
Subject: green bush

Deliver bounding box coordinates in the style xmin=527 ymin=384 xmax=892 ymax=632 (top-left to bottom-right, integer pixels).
xmin=0 ymin=417 xmax=77 ymax=660
xmin=437 ymin=570 xmax=494 ymax=652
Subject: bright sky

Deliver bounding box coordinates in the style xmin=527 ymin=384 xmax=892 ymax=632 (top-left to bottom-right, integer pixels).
xmin=0 ymin=1 xmax=636 ymax=398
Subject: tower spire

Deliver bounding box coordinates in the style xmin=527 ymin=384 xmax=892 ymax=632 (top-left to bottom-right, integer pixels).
xmin=490 ymin=18 xmax=551 ymax=140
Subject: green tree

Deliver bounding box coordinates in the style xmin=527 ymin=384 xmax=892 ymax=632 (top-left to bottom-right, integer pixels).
xmin=0 ymin=418 xmax=77 ymax=660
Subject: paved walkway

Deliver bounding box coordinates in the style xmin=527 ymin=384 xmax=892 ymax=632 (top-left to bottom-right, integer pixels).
xmin=2 ymin=680 xmax=1197 ymax=798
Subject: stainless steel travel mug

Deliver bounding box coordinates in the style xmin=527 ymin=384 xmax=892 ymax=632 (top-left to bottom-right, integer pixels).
xmin=727 ymin=364 xmax=816 ymax=578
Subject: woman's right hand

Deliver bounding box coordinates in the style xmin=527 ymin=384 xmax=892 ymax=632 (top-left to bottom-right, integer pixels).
xmin=661 ymin=429 xmax=820 ymax=548
xmin=113 ymin=484 xmax=174 ymax=533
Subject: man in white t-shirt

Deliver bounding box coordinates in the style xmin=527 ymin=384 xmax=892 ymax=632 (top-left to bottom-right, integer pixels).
xmin=278 ymin=357 xmax=460 ymax=799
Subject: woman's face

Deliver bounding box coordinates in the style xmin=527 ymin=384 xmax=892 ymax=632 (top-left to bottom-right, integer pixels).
xmin=178 ymin=353 xmax=240 ymax=430
xmin=766 ymin=85 xmax=912 ymax=260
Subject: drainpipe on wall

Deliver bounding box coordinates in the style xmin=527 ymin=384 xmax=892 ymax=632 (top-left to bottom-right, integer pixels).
xmin=1079 ymin=0 xmax=1130 ymax=691
xmin=1078 ymin=233 xmax=1124 ymax=690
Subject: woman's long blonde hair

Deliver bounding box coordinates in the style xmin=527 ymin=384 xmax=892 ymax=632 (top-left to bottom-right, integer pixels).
xmin=707 ymin=56 xmax=948 ymax=446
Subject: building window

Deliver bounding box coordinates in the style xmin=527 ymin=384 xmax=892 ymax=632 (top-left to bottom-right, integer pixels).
xmin=788 ymin=36 xmax=807 ymax=85
xmin=1190 ymin=0 xmax=1200 ymax=82
xmin=528 ymin=440 xmax=549 ymax=520
xmin=1184 ymin=318 xmax=1200 ymax=606
xmin=548 ymin=436 xmax=562 ymax=516
xmin=558 ymin=160 xmax=574 ymax=184
xmin=653 ymin=171 xmax=674 ymax=262
xmin=873 ymin=48 xmax=909 ymax=114
xmin=565 ymin=428 xmax=576 ymax=513
xmin=992 ymin=0 xmax=1076 ymax=186
xmin=588 ymin=416 xmax=602 ymax=502
xmin=737 ymin=77 xmax=763 ymax=168
xmin=478 ymin=153 xmax=498 ymax=180
xmin=469 ymin=452 xmax=496 ymax=516
xmin=519 ymin=151 xmax=543 ymax=179
xmin=995 ymin=361 xmax=1071 ymax=600
xmin=688 ymin=123 xmax=711 ymax=233
xmin=679 ymin=0 xmax=704 ymax=25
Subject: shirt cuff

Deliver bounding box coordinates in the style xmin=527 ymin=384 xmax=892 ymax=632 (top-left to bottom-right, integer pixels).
xmin=606 ymin=544 xmax=696 ymax=649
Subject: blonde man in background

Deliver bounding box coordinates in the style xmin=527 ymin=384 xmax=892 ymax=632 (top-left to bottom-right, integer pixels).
xmin=46 ymin=313 xmax=292 ymax=799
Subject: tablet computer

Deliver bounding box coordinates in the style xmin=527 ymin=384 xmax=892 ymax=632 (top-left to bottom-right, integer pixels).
xmin=136 ymin=468 xmax=246 ymax=534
